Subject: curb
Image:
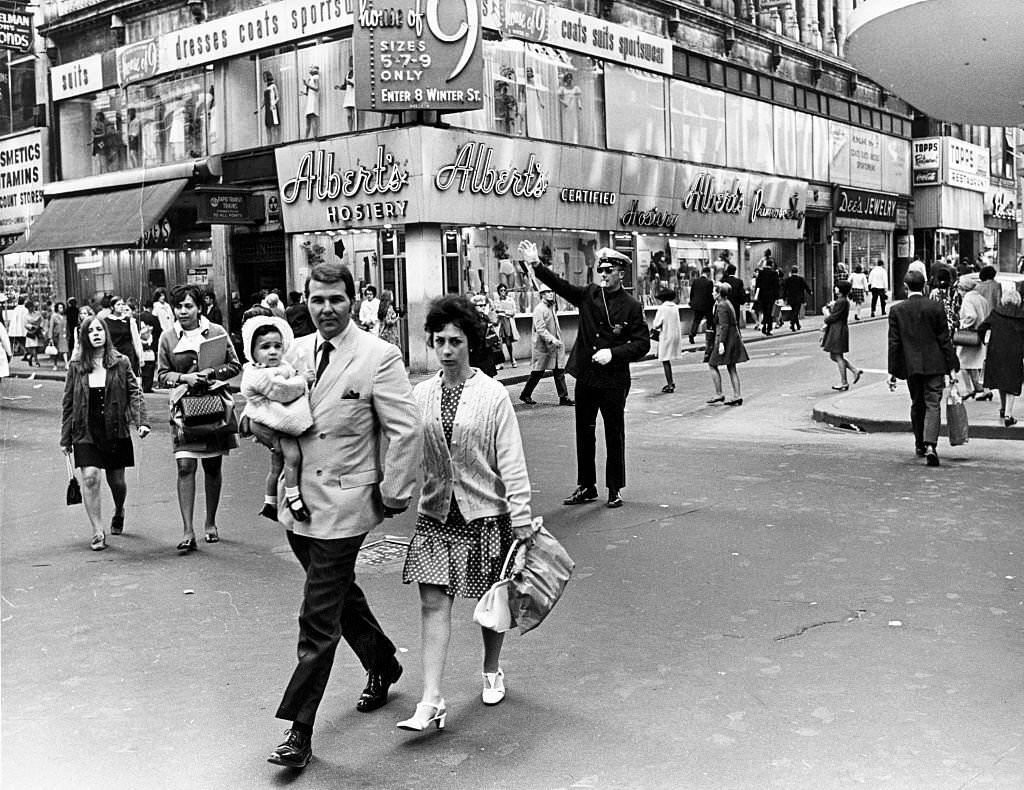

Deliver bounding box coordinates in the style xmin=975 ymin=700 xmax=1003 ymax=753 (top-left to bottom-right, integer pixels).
xmin=812 ymin=391 xmax=1024 ymax=441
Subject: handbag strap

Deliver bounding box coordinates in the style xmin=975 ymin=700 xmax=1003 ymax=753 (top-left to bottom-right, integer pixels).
xmin=64 ymin=453 xmax=76 ymax=479
xmin=498 ymin=539 xmax=525 ymax=580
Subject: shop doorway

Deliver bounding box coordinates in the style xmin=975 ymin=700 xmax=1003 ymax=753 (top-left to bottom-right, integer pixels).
xmin=233 ymin=232 xmax=286 ymax=307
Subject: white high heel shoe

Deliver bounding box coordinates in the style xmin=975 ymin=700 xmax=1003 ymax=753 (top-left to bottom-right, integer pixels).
xmin=482 ymin=668 xmax=505 ymax=705
xmin=397 ymin=700 xmax=447 ymax=731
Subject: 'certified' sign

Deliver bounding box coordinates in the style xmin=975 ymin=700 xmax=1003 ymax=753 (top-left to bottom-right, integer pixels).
xmin=353 ymin=0 xmax=484 ymax=113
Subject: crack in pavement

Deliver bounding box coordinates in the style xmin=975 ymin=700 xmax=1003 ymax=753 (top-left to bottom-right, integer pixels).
xmin=774 ymin=609 xmax=868 ymax=641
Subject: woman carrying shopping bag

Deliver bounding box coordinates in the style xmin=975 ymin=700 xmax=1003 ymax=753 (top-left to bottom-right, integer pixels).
xmin=397 ymin=295 xmax=535 ymax=732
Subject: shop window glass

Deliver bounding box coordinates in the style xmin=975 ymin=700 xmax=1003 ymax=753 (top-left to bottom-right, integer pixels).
xmin=604 ymin=65 xmax=666 ymax=157
xmin=773 ymin=105 xmax=798 ymax=177
xmin=447 ymin=41 xmax=604 ymax=148
xmin=687 ymin=54 xmax=709 ymax=83
xmin=840 ymin=230 xmax=887 ymax=282
xmin=460 ymin=227 xmax=601 ymax=315
xmin=791 ymin=110 xmax=814 ymax=180
xmin=775 ymin=81 xmax=795 ymax=106
xmin=670 ymin=81 xmax=726 ymax=166
xmin=8 ymin=58 xmax=36 ymax=133
xmin=725 ymin=95 xmax=773 ymax=172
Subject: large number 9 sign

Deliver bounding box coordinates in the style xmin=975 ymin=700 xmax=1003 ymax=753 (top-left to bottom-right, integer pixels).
xmin=426 ymin=0 xmax=479 ymax=82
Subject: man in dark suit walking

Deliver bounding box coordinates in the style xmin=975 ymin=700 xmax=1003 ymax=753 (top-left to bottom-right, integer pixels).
xmin=723 ymin=263 xmax=748 ymax=328
xmin=687 ymin=266 xmax=714 ymax=343
xmin=754 ymin=258 xmax=781 ymax=335
xmin=887 ymin=269 xmax=959 ymax=467
xmin=782 ymin=265 xmax=811 ymax=331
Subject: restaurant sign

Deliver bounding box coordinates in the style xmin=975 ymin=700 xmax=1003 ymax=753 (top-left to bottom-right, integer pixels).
xmin=353 ymin=0 xmax=484 ymax=112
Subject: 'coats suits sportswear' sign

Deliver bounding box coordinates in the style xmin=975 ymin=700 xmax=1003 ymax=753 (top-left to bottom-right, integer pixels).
xmin=352 ymin=0 xmax=484 ymax=112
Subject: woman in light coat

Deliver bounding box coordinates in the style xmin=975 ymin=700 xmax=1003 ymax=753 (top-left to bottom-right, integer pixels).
xmin=956 ymin=277 xmax=992 ymax=400
xmin=652 ymin=288 xmax=681 ymax=393
xmin=398 ymin=295 xmax=534 ymax=733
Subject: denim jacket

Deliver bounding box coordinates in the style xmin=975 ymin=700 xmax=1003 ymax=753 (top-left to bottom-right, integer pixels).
xmin=60 ymin=354 xmax=147 ymax=447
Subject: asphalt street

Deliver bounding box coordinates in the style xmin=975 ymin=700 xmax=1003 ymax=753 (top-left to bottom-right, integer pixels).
xmin=2 ymin=319 xmax=1023 ymax=790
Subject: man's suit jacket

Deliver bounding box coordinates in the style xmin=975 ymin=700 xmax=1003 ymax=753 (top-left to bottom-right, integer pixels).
xmin=887 ymin=294 xmax=959 ymax=380
xmin=689 ymin=276 xmax=714 ymax=313
xmin=280 ymin=323 xmax=422 ymax=539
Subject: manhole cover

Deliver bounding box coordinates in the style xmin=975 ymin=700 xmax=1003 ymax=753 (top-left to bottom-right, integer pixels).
xmin=357 ymin=537 xmax=410 ymax=566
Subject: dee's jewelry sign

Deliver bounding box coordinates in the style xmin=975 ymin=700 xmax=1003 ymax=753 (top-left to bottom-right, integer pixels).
xmin=352 ymin=0 xmax=484 ymax=112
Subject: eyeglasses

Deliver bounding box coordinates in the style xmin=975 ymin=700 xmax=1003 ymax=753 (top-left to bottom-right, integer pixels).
xmin=596 ymin=265 xmax=616 ymax=274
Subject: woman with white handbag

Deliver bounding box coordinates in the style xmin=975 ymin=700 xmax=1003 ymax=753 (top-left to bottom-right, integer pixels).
xmin=397 ymin=295 xmax=534 ymax=732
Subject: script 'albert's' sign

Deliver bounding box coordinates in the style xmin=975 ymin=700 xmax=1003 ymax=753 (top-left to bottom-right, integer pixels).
xmin=353 ymin=0 xmax=484 ymax=113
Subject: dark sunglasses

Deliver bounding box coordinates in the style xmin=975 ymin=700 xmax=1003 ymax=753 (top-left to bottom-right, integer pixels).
xmin=596 ymin=264 xmax=616 ymax=273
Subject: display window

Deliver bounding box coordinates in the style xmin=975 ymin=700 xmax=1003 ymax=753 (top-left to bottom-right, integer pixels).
xmin=454 ymin=226 xmax=602 ymax=314
xmin=634 ymin=234 xmax=740 ymax=306
xmin=58 ymin=69 xmax=214 ymax=179
xmin=447 ymin=40 xmax=605 ymax=148
xmin=604 ymin=65 xmax=667 ymax=158
xmin=223 ymin=38 xmax=387 ymax=151
xmin=837 ymin=229 xmax=889 ymax=284
xmin=67 ymin=246 xmax=212 ymax=304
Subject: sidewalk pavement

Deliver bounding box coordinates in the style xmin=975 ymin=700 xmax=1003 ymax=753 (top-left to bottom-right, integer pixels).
xmin=14 ymin=309 xmax=1020 ymax=441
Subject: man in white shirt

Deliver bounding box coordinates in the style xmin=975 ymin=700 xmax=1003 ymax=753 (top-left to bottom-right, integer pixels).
xmin=358 ymin=285 xmax=380 ymax=335
xmin=867 ymin=259 xmax=889 ymax=317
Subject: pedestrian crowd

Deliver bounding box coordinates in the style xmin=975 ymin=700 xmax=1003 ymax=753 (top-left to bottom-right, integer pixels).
xmin=6 ymin=236 xmax=1024 ymax=772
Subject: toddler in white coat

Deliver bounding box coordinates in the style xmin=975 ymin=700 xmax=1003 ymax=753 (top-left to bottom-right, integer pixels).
xmin=240 ymin=316 xmax=314 ymax=521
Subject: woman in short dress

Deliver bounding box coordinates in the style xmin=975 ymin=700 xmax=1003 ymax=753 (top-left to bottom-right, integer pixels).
xmin=60 ymin=317 xmax=150 ymax=551
xmin=398 ymin=295 xmax=534 ymax=732
xmin=821 ymin=280 xmax=863 ymax=391
xmin=706 ymin=281 xmax=748 ymax=406
xmin=22 ymin=300 xmax=43 ymax=367
xmin=652 ymin=287 xmax=681 ymax=393
xmin=100 ymin=295 xmax=143 ymax=376
xmin=156 ymin=284 xmax=241 ymax=552
xmin=848 ymin=264 xmax=869 ymax=321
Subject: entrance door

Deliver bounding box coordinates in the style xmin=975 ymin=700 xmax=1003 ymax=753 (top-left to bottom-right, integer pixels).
xmin=378 ymin=229 xmax=408 ymax=361
xmin=232 ymin=232 xmax=286 ymax=306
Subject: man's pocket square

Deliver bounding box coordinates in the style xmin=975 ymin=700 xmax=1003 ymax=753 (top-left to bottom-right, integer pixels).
xmin=341 ymin=390 xmax=361 ymax=400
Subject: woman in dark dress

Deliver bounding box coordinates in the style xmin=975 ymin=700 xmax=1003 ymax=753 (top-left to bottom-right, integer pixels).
xmin=102 ymin=295 xmax=143 ymax=376
xmin=983 ymin=283 xmax=1024 ymax=427
xmin=706 ymin=281 xmax=748 ymax=406
xmin=821 ymin=280 xmax=863 ymax=391
xmin=60 ymin=317 xmax=150 ymax=551
xmin=156 ymin=285 xmax=241 ymax=552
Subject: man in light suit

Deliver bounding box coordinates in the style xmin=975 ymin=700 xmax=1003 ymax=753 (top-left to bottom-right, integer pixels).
xmin=268 ymin=262 xmax=421 ymax=770
xmin=519 ymin=285 xmax=573 ymax=406
xmin=887 ymin=269 xmax=959 ymax=467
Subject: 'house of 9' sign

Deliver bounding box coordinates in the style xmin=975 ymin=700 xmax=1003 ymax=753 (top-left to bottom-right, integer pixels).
xmin=353 ymin=0 xmax=484 ymax=112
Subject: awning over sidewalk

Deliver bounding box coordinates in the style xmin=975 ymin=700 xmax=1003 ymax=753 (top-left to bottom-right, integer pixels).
xmin=1 ymin=179 xmax=188 ymax=254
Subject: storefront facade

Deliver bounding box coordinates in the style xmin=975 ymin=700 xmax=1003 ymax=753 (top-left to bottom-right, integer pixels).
xmin=911 ymin=136 xmax=988 ymax=271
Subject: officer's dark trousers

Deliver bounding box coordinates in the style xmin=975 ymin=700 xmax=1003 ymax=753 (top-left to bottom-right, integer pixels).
xmin=574 ymin=380 xmax=629 ymax=492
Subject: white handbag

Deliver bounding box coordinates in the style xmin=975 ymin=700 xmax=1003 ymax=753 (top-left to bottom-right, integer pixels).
xmin=473 ymin=540 xmax=524 ymax=633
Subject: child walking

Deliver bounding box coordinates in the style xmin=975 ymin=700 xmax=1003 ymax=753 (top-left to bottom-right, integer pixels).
xmin=240 ymin=316 xmax=314 ymax=521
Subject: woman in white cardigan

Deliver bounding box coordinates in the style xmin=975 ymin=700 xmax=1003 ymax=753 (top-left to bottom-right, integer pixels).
xmin=398 ymin=295 xmax=534 ymax=733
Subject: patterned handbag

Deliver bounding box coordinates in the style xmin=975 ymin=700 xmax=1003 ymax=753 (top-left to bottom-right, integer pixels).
xmin=169 ymin=382 xmax=237 ymax=439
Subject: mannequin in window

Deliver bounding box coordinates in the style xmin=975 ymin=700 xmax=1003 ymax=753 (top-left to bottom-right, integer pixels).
xmin=257 ymin=71 xmax=280 ymax=145
xmin=303 ymin=65 xmax=321 ymax=138
xmin=523 ymin=66 xmax=546 ymax=138
xmin=334 ymin=56 xmax=356 ymax=132
xmin=92 ymin=111 xmax=108 ymax=174
xmin=494 ymin=80 xmax=517 ymax=134
xmin=558 ymin=71 xmax=582 ymax=144
xmin=126 ymin=108 xmax=141 ymax=168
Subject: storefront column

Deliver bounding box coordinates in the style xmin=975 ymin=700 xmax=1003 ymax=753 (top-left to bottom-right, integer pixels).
xmin=210 ymin=225 xmax=231 ymax=323
xmin=404 ymin=223 xmax=445 ymax=373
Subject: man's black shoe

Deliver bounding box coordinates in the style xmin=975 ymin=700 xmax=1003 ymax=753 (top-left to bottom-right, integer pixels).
xmin=915 ymin=446 xmax=926 ymax=457
xmin=519 ymin=394 xmax=537 ymax=405
xmin=356 ymin=660 xmax=402 ymax=712
xmin=606 ymin=490 xmax=623 ymax=509
xmin=924 ymin=446 xmax=940 ymax=467
xmin=268 ymin=729 xmax=312 ymax=769
xmin=559 ymin=397 xmax=575 ymax=406
xmin=563 ymin=485 xmax=598 ymax=505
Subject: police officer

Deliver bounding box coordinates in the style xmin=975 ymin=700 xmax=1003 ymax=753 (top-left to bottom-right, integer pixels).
xmin=518 ymin=240 xmax=649 ymax=508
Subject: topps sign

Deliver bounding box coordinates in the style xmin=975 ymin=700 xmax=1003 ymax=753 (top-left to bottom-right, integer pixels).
xmin=0 ymin=11 xmax=32 ymax=53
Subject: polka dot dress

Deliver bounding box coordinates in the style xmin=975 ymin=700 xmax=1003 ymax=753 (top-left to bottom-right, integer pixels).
xmin=403 ymin=381 xmax=514 ymax=599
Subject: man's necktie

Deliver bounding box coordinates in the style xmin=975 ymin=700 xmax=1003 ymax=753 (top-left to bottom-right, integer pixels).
xmin=314 ymin=342 xmax=332 ymax=385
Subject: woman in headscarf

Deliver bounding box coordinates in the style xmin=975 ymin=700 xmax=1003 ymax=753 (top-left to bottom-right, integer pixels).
xmin=955 ymin=276 xmax=993 ymax=401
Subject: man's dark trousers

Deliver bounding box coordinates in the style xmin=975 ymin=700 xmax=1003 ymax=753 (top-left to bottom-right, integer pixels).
xmin=521 ymin=367 xmax=569 ymax=400
xmin=276 ymin=531 xmax=396 ymax=727
xmin=688 ymin=308 xmax=711 ymax=342
xmin=906 ymin=373 xmax=945 ymax=450
xmin=870 ymin=287 xmax=887 ymax=316
xmin=574 ymin=380 xmax=628 ymax=491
